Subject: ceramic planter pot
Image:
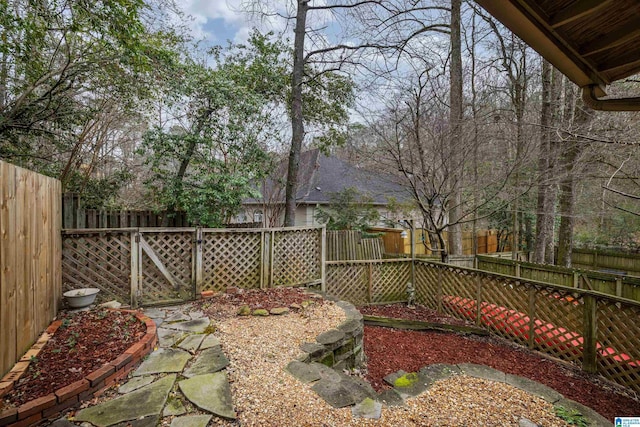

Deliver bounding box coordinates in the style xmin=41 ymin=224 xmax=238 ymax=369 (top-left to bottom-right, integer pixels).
xmin=63 ymin=288 xmax=100 ymax=308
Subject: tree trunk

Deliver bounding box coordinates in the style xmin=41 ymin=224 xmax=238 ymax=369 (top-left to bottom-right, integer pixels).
xmin=283 ymin=0 xmax=309 ymax=227
xmin=447 ymin=0 xmax=463 ymax=255
xmin=557 ymin=85 xmax=589 ymax=267
xmin=534 ymin=60 xmax=553 ymax=263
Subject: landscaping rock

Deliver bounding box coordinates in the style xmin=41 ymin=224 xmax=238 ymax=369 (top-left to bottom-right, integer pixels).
xmin=75 ymin=374 xmax=175 ymax=427
xmin=252 ymin=309 xmax=269 ymax=316
xmin=237 ymin=305 xmax=251 ymax=316
xmin=310 ymin=379 xmax=355 ymax=408
xmin=316 ymin=329 xmax=345 ymax=346
xmin=169 ymin=415 xmax=212 ymax=427
xmin=390 ymin=371 xmax=432 ymax=397
xmin=183 ymin=347 xmax=229 ymax=378
xmin=376 ymin=389 xmax=404 ymax=407
xmin=352 ymin=397 xmax=382 ymax=419
xmin=285 ymin=361 xmax=322 ymax=383
xmin=300 ymin=342 xmax=325 ymax=357
xmin=458 ymin=363 xmax=506 ymax=383
xmin=505 ymin=374 xmax=562 ymax=403
xmin=518 ymin=418 xmax=540 ymax=427
xmin=164 ymin=312 xmax=191 ymax=323
xmin=112 ymin=415 xmax=159 ymax=427
xmin=419 ymin=363 xmax=461 ymax=384
xmin=270 ymin=307 xmax=289 ymax=315
xmin=133 ymin=348 xmax=191 ymax=376
xmin=179 ymin=373 xmax=236 ymax=420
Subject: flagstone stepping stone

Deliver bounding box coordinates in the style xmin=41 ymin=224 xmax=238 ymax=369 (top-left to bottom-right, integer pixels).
xmin=158 ymin=328 xmax=188 ymax=348
xmin=178 ymin=334 xmax=205 ymax=354
xmin=75 ymin=374 xmax=175 ymax=427
xmin=183 ymin=348 xmax=229 ymax=378
xmin=169 ymin=415 xmax=212 ymax=427
xmin=163 ymin=397 xmax=187 ymax=416
xmin=270 ymin=307 xmax=289 ymax=315
xmin=179 ymin=373 xmax=236 ymax=419
xmin=112 ymin=415 xmax=159 ymax=427
xmin=189 ymin=310 xmax=205 ymax=319
xmin=133 ymin=348 xmax=191 ymax=376
xmin=165 ymin=312 xmax=191 ymax=323
xmin=118 ymin=376 xmax=155 ymax=394
xmin=142 ymin=308 xmax=166 ymax=319
xmin=162 ymin=318 xmax=210 ymax=333
xmin=200 ymin=334 xmax=221 ymax=350
xmin=352 ymin=397 xmax=382 ymax=419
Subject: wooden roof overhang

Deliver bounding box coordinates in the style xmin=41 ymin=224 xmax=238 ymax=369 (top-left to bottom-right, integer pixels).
xmin=475 ymin=0 xmax=640 ymax=111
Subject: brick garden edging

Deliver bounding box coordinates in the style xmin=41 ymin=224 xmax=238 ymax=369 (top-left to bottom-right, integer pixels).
xmin=0 ymin=310 xmax=158 ymax=427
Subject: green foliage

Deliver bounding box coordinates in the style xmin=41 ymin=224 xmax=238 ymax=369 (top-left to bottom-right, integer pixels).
xmin=315 ymin=187 xmax=380 ymax=231
xmin=140 ymin=31 xmax=287 ymax=226
xmin=554 ymin=406 xmax=589 ymax=426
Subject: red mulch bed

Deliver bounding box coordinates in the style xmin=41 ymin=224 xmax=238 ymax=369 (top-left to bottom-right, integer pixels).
xmin=361 ymin=303 xmax=640 ymax=421
xmin=3 ymin=309 xmax=146 ymax=408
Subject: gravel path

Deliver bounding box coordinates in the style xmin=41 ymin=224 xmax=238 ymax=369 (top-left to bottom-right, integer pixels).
xmin=212 ymin=301 xmax=571 ymax=426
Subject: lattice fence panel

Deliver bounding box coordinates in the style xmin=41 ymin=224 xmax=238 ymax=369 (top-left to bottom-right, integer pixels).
xmin=481 ymin=277 xmax=532 ymax=347
xmin=272 ymin=229 xmax=321 ymax=286
xmin=201 ymin=231 xmax=262 ymax=292
xmin=531 ymin=287 xmax=584 ymax=366
xmin=371 ymin=262 xmax=411 ymax=303
xmin=414 ymin=262 xmax=439 ymax=309
xmin=62 ymin=232 xmax=131 ymax=303
xmin=139 ymin=232 xmax=193 ymax=305
xmin=326 ymin=264 xmax=369 ymax=305
xmin=596 ymin=301 xmax=640 ymax=393
xmin=439 ymin=266 xmax=478 ymax=323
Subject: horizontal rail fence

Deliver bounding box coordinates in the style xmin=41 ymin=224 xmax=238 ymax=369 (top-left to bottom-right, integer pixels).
xmin=477 ymin=255 xmax=640 ymax=302
xmin=571 ymin=247 xmax=640 ymax=276
xmin=1 ymin=161 xmax=62 ymax=377
xmin=62 ymin=226 xmax=324 ymax=306
xmin=326 ymin=259 xmax=412 ymax=305
xmin=414 ymin=260 xmax=640 ymax=395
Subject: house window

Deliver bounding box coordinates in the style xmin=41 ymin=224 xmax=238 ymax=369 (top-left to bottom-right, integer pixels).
xmin=253 ymin=210 xmax=263 ymax=224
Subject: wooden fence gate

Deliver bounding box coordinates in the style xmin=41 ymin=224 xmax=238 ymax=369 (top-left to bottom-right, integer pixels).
xmin=62 ymin=226 xmax=324 ymax=306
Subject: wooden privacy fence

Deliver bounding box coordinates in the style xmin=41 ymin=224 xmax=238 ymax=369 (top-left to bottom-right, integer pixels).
xmin=325 ymin=258 xmax=640 ymax=394
xmin=571 ymin=247 xmax=640 ymax=276
xmin=477 ymin=255 xmax=640 ymax=302
xmin=326 ymin=230 xmax=384 ymax=261
xmin=62 ymin=226 xmax=324 ymax=307
xmin=1 ymin=161 xmax=61 ymax=377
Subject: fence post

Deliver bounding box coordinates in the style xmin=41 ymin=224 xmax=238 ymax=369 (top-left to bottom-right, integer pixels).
xmin=475 ymin=274 xmax=482 ymax=326
xmin=194 ymin=228 xmax=203 ymax=295
xmin=615 ymin=277 xmax=623 ymax=297
xmin=527 ymin=288 xmax=536 ymax=349
xmin=410 ymin=220 xmax=416 ymax=288
xmin=268 ymin=230 xmax=275 ymax=288
xmin=321 ymin=227 xmax=326 ymax=292
xmin=368 ymin=263 xmax=373 ymax=303
xmin=582 ymin=295 xmax=598 ymax=374
xmin=515 ymin=262 xmax=521 ymax=278
xmin=437 ymin=267 xmax=443 ymax=313
xmin=573 ymin=272 xmax=580 ymax=288
xmin=130 ymin=230 xmax=140 ymax=308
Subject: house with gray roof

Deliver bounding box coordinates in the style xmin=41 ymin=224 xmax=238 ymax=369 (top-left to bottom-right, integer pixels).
xmin=235 ymin=149 xmax=416 ymax=227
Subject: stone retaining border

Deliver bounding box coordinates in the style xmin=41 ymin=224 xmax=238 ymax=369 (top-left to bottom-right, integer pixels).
xmin=296 ymin=299 xmax=366 ymax=371
xmin=0 ymin=310 xmax=158 ymax=427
